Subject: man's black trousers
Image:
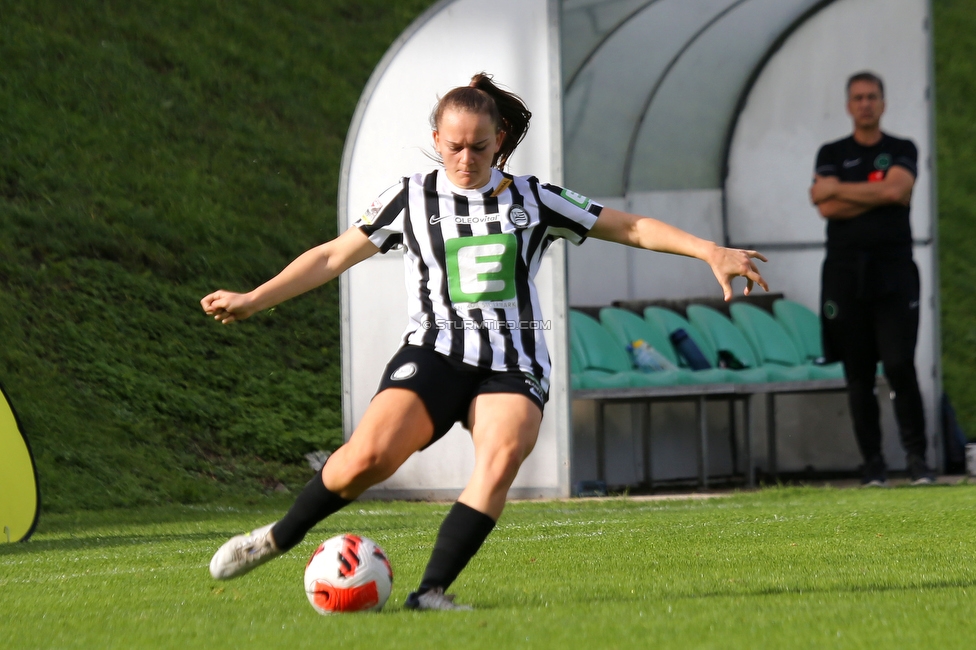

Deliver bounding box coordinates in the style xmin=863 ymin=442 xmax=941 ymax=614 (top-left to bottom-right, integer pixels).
xmin=821 ymin=254 xmax=927 ymax=462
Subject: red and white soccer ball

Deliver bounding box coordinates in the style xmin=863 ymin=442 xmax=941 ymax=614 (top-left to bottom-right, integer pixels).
xmin=304 ymin=534 xmax=393 ymax=614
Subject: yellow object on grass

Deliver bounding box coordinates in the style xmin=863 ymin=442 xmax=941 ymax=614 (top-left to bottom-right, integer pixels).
xmin=0 ymin=384 xmax=39 ymax=542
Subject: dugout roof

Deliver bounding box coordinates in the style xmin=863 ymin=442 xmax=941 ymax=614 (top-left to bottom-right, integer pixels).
xmin=562 ymin=0 xmax=830 ymax=198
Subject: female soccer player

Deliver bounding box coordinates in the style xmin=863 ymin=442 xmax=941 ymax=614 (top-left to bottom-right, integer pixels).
xmin=202 ymin=73 xmax=768 ymax=610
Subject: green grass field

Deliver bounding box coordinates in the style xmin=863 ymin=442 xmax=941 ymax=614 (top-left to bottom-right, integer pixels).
xmin=3 ymin=486 xmax=974 ymax=649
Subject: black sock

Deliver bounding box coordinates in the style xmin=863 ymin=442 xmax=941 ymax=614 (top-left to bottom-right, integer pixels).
xmin=271 ymin=466 xmax=351 ymax=551
xmin=417 ymin=502 xmax=496 ymax=594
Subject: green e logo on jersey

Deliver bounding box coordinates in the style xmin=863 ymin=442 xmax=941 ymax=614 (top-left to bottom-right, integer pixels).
xmin=560 ymin=188 xmax=591 ymax=210
xmin=445 ymin=234 xmax=517 ymax=304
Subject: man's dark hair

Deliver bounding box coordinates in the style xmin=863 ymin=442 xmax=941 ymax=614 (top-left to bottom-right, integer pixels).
xmin=846 ymin=71 xmax=884 ymax=98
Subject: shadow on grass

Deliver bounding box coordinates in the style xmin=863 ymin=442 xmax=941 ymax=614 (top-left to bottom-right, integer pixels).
xmin=575 ymin=578 xmax=976 ymax=609
xmin=1 ymin=515 xmax=434 ymax=558
xmin=393 ymin=575 xmax=976 ymax=615
xmin=28 ymin=498 xmax=296 ymax=536
xmin=0 ymin=531 xmax=225 ymax=556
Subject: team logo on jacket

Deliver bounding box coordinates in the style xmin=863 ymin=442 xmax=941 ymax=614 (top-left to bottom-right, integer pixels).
xmin=508 ymin=205 xmax=529 ymax=228
xmin=390 ymin=363 xmax=417 ymax=381
xmin=874 ymin=153 xmax=891 ymax=170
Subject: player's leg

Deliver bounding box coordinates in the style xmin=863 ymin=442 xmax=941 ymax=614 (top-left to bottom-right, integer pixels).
xmin=209 ymin=387 xmax=434 ymax=580
xmin=271 ymin=387 xmax=435 ymax=549
xmin=407 ymin=390 xmax=543 ymax=610
xmin=875 ymin=260 xmax=932 ymax=483
xmin=458 ymin=392 xmax=542 ymax=519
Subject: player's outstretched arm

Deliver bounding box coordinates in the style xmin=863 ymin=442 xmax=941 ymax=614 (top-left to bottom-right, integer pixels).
xmin=201 ymin=227 xmax=380 ymax=324
xmin=589 ymin=207 xmax=768 ymax=302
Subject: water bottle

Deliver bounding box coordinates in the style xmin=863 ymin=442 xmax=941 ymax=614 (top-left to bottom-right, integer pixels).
xmin=669 ymin=328 xmax=711 ymax=370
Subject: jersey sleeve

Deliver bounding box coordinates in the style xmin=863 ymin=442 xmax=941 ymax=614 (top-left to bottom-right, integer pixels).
xmin=814 ymin=143 xmax=840 ymax=178
xmin=353 ymin=180 xmax=408 ymax=253
xmin=891 ymin=138 xmax=918 ymax=177
xmin=536 ymin=183 xmax=603 ymax=245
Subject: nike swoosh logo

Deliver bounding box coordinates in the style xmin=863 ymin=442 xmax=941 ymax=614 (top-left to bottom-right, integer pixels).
xmin=429 ymin=214 xmax=452 ymax=225
xmin=842 ymin=158 xmax=861 ymax=168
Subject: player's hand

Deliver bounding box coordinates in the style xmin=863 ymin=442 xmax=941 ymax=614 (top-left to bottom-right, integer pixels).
xmin=201 ymin=290 xmax=258 ymax=324
xmin=708 ymin=247 xmax=769 ymax=302
xmin=810 ymin=175 xmax=839 ymax=204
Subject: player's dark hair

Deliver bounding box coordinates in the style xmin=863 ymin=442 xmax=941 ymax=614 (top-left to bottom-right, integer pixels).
xmin=846 ymin=71 xmax=884 ymax=98
xmin=431 ymin=72 xmax=532 ymax=169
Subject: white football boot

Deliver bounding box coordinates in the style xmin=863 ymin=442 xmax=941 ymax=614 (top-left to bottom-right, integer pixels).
xmin=209 ymin=522 xmax=281 ymax=580
xmin=404 ymin=587 xmax=473 ymax=611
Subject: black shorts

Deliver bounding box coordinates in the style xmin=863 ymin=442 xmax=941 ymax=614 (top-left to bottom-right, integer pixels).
xmin=375 ymin=346 xmax=547 ymax=447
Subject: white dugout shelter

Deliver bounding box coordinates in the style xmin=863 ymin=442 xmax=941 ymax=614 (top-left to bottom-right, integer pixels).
xmin=340 ymin=0 xmax=939 ymax=497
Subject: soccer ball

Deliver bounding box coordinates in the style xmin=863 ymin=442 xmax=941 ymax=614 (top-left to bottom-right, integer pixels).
xmin=304 ymin=534 xmax=393 ymax=614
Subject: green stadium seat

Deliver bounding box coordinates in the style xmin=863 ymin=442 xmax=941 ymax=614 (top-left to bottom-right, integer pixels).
xmin=647 ymin=306 xmax=768 ymax=383
xmin=599 ymin=307 xmax=732 ymax=384
xmin=568 ymin=343 xmax=584 ymax=390
xmin=730 ymin=303 xmax=842 ymax=380
xmin=569 ymin=310 xmax=692 ymax=388
xmin=643 ymin=307 xmax=715 ymax=367
xmin=568 ymin=311 xmax=631 ymax=388
xmin=730 ymin=303 xmax=804 ymax=366
xmin=771 ymin=299 xmax=846 ymax=380
xmin=687 ymin=304 xmax=810 ymax=381
xmin=772 ymin=299 xmax=823 ymax=362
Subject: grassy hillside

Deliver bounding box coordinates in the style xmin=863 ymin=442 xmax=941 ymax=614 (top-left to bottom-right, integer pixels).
xmin=0 ymin=0 xmax=973 ymax=514
xmin=934 ymin=0 xmax=976 ymax=440
xmin=0 ymin=0 xmax=434 ymax=511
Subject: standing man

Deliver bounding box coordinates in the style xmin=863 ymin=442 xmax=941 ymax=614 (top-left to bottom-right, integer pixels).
xmin=810 ymin=71 xmax=934 ymax=486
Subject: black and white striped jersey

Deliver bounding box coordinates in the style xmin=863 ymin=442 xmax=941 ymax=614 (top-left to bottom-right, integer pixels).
xmin=354 ymin=168 xmax=602 ymax=392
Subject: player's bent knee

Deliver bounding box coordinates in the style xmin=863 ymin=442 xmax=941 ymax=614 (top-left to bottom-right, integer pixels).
xmin=482 ymin=443 xmax=529 ymax=484
xmin=329 ymin=444 xmax=401 ymax=489
xmin=351 ymin=449 xmax=401 ymax=481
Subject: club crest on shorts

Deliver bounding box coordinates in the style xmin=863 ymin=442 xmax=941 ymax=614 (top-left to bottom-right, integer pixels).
xmin=508 ymin=204 xmax=529 ymax=228
xmin=390 ymin=362 xmax=417 ymax=381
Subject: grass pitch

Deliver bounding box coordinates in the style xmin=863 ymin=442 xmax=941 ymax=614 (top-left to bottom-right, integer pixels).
xmin=2 ymin=486 xmax=974 ymax=649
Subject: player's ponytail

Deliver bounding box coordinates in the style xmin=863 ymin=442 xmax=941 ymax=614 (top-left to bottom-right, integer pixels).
xmin=468 ymin=73 xmax=531 ymax=169
xmin=431 ymin=73 xmax=532 ymax=169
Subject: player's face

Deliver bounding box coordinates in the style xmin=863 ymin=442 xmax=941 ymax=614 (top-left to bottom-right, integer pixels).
xmin=433 ymin=109 xmax=505 ymax=189
xmin=847 ymin=80 xmax=885 ymax=130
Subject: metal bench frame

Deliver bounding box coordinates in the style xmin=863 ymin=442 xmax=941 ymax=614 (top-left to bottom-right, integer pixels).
xmin=573 ymin=377 xmax=848 ymax=489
